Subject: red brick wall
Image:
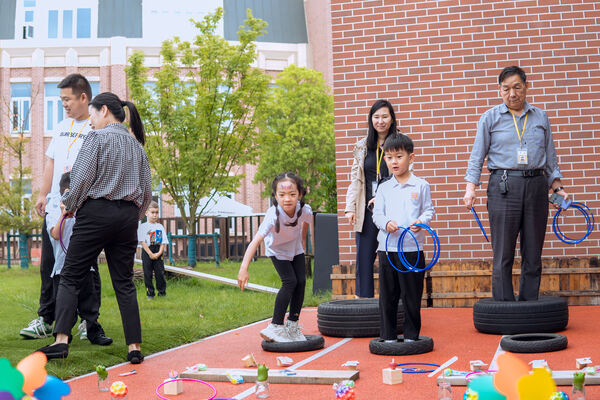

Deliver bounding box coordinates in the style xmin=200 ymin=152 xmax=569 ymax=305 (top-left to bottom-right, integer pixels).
xmin=333 ymin=0 xmax=600 ymax=264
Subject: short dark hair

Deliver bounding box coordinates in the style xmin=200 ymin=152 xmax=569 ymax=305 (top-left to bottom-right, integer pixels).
xmin=383 ymin=133 xmax=414 ymax=154
xmin=498 ymin=66 xmax=527 ymax=85
xmin=148 ymin=201 xmax=159 ymax=209
xmin=59 ymin=172 xmax=70 ymax=195
xmin=366 ymin=100 xmax=398 ymax=151
xmin=57 ymin=73 xmax=92 ymax=102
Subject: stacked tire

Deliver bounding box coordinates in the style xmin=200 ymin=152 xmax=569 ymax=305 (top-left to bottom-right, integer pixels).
xmin=317 ymin=298 xmax=404 ymax=338
xmin=473 ymin=296 xmax=569 ymax=335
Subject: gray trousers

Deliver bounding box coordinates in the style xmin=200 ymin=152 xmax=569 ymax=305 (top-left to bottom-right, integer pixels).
xmin=487 ymin=173 xmax=548 ymax=301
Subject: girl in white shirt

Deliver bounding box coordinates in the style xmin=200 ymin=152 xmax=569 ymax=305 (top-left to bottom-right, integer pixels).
xmin=238 ymin=172 xmax=313 ymax=342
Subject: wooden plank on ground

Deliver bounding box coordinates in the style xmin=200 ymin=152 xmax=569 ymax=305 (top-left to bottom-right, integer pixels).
xmin=134 ymin=259 xmax=278 ymax=294
xmin=438 ymin=370 xmax=600 ymax=386
xmin=181 ymin=368 xmax=359 ymax=385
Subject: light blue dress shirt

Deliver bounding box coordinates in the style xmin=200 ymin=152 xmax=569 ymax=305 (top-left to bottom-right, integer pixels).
xmin=465 ymin=101 xmax=562 ymax=187
xmin=372 ymin=174 xmax=435 ymax=252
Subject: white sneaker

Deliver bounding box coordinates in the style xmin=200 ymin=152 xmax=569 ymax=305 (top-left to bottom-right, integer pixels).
xmin=285 ymin=320 xmax=307 ymax=341
xmin=77 ymin=321 xmax=87 ymax=340
xmin=260 ymin=323 xmax=292 ymax=342
xmin=19 ymin=317 xmax=53 ymax=339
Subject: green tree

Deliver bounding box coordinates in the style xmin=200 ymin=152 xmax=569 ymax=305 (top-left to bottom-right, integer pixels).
xmin=0 ymin=90 xmax=42 ymax=268
xmin=126 ymin=8 xmax=271 ymax=266
xmin=254 ymin=65 xmax=336 ymax=212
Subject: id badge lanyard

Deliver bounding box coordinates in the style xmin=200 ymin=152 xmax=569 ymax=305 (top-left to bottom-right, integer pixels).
xmin=65 ymin=118 xmax=90 ymax=171
xmin=372 ymin=146 xmax=384 ymax=196
xmin=510 ymin=111 xmax=528 ymax=165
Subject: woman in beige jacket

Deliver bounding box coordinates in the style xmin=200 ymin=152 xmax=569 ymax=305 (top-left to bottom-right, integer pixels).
xmin=344 ymin=100 xmax=398 ymax=297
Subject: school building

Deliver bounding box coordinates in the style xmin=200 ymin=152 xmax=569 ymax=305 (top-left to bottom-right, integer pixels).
xmin=332 ymin=0 xmax=600 ymax=265
xmin=0 ymin=0 xmax=332 ymax=217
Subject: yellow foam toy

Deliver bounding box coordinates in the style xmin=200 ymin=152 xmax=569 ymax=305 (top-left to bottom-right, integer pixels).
xmin=517 ymin=368 xmax=556 ymax=400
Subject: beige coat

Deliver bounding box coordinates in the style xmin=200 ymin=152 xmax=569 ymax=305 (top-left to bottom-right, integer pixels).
xmin=344 ymin=138 xmax=368 ymax=232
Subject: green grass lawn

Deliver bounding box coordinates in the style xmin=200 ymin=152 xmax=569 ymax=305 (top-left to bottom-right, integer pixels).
xmin=0 ymin=259 xmax=330 ymax=380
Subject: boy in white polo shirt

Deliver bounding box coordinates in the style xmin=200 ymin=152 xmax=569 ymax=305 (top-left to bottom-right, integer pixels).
xmin=372 ymin=133 xmax=435 ymax=342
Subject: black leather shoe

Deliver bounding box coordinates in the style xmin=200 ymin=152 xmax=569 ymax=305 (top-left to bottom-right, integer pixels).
xmin=127 ymin=350 xmax=144 ymax=364
xmin=89 ymin=334 xmax=113 ymax=346
xmin=87 ymin=324 xmax=113 ymax=346
xmin=36 ymin=343 xmax=69 ymax=360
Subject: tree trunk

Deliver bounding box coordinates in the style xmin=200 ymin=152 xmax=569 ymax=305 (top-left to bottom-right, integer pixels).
xmin=19 ymin=232 xmax=29 ymax=269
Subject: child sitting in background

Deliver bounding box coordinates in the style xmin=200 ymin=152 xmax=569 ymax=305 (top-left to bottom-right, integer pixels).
xmin=137 ymin=201 xmax=168 ymax=299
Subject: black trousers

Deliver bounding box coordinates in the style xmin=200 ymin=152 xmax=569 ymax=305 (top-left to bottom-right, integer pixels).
xmin=54 ymin=198 xmax=142 ymax=344
xmin=37 ymin=216 xmax=56 ymax=323
xmin=271 ymin=254 xmax=306 ymax=325
xmin=355 ymin=207 xmax=378 ymax=298
xmin=142 ymin=244 xmax=166 ymax=297
xmin=378 ymin=251 xmax=425 ymax=340
xmin=38 ymin=217 xmax=102 ymax=325
xmin=487 ymin=173 xmax=548 ymax=301
xmin=52 ymin=268 xmax=102 ymax=337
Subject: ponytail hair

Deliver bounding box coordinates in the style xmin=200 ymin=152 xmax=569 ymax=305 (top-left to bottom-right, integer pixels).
xmin=270 ymin=172 xmax=307 ymax=233
xmin=89 ymin=92 xmax=146 ymax=145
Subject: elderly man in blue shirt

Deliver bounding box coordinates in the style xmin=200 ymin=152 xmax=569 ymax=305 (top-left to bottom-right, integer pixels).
xmin=463 ymin=66 xmax=569 ymax=301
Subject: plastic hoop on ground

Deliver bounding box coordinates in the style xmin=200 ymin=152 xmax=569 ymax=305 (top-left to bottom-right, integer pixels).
xmin=385 ymin=228 xmax=419 ymax=273
xmin=465 ymin=370 xmax=498 ymax=382
xmin=552 ymin=202 xmax=595 ymax=245
xmin=398 ymin=223 xmax=440 ymax=272
xmin=155 ymin=378 xmax=217 ymax=400
xmin=394 ymin=362 xmax=440 ymax=374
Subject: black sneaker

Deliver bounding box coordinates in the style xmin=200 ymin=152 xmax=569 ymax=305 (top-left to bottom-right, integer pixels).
xmin=36 ymin=343 xmax=69 ymax=360
xmin=127 ymin=350 xmax=144 ymax=364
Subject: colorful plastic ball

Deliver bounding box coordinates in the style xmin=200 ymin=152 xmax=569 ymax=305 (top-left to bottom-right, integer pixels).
xmin=109 ymin=381 xmax=128 ymax=398
xmin=464 ymin=388 xmax=478 ymax=400
xmin=549 ymin=392 xmax=569 ymax=400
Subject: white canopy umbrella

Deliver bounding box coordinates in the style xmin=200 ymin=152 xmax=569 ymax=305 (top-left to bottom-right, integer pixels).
xmin=174 ymin=195 xmax=256 ymax=217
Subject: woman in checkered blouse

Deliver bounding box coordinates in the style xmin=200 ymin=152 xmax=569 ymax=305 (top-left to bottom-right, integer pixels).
xmin=37 ymin=92 xmax=153 ymax=364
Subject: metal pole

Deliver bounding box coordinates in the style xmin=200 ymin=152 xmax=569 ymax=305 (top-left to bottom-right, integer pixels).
xmin=213 ymin=233 xmax=220 ymax=266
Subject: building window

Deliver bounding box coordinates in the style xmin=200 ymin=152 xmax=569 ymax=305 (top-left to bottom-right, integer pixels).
xmin=48 ymin=8 xmax=91 ymax=39
xmin=23 ymin=0 xmax=35 ymax=39
xmin=10 ymin=178 xmax=32 ymax=199
xmin=44 ymin=83 xmax=63 ymax=132
xmin=45 ymin=81 xmax=100 ymax=134
xmin=76 ymin=8 xmax=91 ymax=38
xmin=11 ymin=83 xmax=31 ymax=134
xmin=63 ymin=10 xmax=73 ymax=38
xmin=90 ymin=81 xmax=100 ymax=98
xmin=48 ymin=10 xmax=58 ymax=38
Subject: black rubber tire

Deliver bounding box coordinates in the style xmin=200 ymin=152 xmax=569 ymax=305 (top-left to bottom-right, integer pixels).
xmin=369 ymin=336 xmax=434 ymax=356
xmin=473 ymin=296 xmax=568 ymax=335
xmin=317 ymin=299 xmax=404 ymax=338
xmin=261 ymin=335 xmax=325 ymax=353
xmin=500 ymin=333 xmax=568 ymax=353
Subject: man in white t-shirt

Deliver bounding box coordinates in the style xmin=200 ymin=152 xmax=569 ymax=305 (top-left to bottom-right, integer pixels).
xmin=21 ymin=74 xmax=110 ymax=345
